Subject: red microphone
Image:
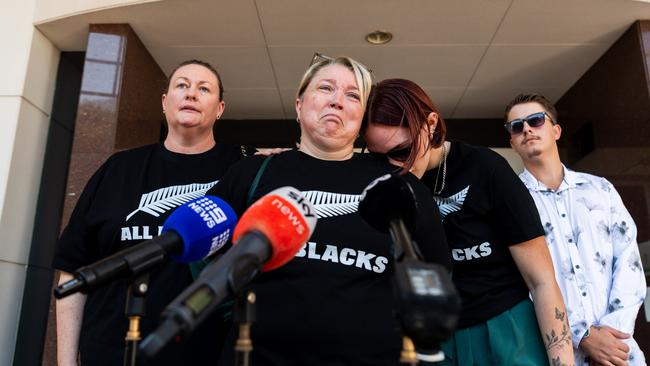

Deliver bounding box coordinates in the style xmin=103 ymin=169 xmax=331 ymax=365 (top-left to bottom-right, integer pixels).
xmin=233 ymin=186 xmax=317 ymax=271
xmin=140 ymin=187 xmax=317 ymax=357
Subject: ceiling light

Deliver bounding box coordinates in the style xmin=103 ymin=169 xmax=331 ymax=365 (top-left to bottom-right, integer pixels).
xmin=365 ymin=30 xmax=393 ymax=45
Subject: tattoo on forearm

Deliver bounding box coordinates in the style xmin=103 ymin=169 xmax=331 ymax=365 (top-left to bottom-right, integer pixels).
xmin=545 ymin=308 xmax=572 ymax=351
xmin=551 ymin=356 xmax=572 ymax=366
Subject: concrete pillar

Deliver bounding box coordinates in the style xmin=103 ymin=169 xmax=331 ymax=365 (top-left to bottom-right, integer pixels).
xmin=10 ymin=23 xmax=165 ymax=365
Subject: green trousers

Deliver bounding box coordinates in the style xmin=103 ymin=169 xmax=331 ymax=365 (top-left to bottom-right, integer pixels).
xmin=437 ymin=299 xmax=548 ymax=366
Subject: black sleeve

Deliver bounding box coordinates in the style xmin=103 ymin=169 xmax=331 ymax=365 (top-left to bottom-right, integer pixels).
xmin=207 ymin=155 xmax=267 ymax=219
xmin=53 ymin=159 xmax=112 ymax=273
xmin=489 ymin=152 xmax=544 ymax=246
xmin=405 ymin=174 xmax=452 ymax=271
xmin=240 ymin=145 xmax=258 ymax=158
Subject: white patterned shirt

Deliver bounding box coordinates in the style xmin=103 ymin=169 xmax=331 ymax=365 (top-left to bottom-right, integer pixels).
xmin=520 ymin=166 xmax=646 ymax=366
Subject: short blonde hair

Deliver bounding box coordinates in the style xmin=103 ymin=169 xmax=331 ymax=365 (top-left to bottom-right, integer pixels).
xmin=296 ymin=56 xmax=373 ymax=109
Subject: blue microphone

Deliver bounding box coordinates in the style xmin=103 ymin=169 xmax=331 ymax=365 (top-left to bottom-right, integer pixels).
xmin=164 ymin=196 xmax=236 ymax=263
xmin=54 ymin=196 xmax=237 ymax=298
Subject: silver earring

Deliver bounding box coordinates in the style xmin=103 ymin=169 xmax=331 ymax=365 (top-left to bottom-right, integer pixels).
xmin=296 ymin=117 xmax=300 ymax=123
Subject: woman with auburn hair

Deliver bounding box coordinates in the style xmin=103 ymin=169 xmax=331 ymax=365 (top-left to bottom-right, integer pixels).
xmin=206 ymin=57 xmax=451 ymax=365
xmin=362 ymin=78 xmax=574 ymax=366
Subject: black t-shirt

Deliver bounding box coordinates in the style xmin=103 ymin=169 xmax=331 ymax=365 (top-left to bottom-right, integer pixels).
xmin=54 ymin=142 xmax=249 ymax=366
xmin=421 ymin=141 xmax=544 ymax=328
xmin=208 ymin=150 xmax=450 ymax=366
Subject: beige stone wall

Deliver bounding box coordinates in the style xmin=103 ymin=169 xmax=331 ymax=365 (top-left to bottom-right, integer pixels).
xmin=0 ymin=0 xmax=60 ymax=364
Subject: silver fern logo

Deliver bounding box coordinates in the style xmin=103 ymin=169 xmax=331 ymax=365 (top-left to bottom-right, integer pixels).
xmin=126 ymin=181 xmax=218 ymax=221
xmin=433 ymin=185 xmax=470 ymax=220
xmin=302 ymin=190 xmax=361 ymax=218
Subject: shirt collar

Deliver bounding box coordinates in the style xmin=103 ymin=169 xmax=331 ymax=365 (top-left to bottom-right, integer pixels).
xmin=521 ymin=164 xmax=585 ymax=192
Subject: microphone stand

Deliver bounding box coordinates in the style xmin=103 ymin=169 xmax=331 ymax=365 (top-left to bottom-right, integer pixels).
xmin=234 ymin=290 xmax=256 ymax=366
xmin=389 ymin=219 xmax=420 ymax=365
xmin=388 ymin=217 xmax=446 ymax=365
xmin=124 ymin=273 xmax=149 ymax=366
xmin=358 ymin=174 xmax=459 ymax=364
xmin=388 ymin=219 xmax=419 ymax=260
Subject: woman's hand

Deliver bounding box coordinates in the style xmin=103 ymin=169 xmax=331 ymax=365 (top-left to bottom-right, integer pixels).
xmin=255 ymin=148 xmax=292 ymax=156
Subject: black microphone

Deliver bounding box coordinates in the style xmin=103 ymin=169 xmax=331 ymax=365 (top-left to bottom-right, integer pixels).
xmin=359 ymin=173 xmax=420 ymax=259
xmin=54 ymin=196 xmax=237 ymax=299
xmin=359 ymin=173 xmax=461 ymax=359
xmin=140 ymin=187 xmax=317 ymax=357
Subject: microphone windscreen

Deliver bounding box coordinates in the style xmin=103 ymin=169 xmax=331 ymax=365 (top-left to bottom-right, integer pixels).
xmin=359 ymin=173 xmax=418 ymax=234
xmin=163 ymin=196 xmax=237 ymax=263
xmin=233 ymin=187 xmax=317 ymax=271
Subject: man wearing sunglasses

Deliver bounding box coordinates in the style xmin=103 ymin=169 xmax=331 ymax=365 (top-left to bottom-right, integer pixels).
xmin=505 ymin=93 xmax=646 ymax=366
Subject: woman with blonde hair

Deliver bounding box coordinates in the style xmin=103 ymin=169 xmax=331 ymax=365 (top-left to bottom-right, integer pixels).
xmin=207 ymin=56 xmax=451 ymax=365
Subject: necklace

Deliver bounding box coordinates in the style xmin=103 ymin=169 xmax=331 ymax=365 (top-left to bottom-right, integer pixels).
xmin=432 ymin=141 xmax=449 ymax=195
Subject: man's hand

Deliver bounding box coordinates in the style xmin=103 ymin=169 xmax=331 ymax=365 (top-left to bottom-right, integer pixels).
xmin=581 ymin=325 xmax=630 ymax=366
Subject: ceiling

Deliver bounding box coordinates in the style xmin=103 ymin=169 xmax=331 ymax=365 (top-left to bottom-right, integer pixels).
xmin=35 ymin=0 xmax=650 ymax=120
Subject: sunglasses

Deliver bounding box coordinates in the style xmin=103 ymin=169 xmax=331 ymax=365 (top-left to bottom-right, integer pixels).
xmin=309 ymin=52 xmax=373 ymax=74
xmin=370 ymin=142 xmax=413 ymax=163
xmin=504 ymin=112 xmax=555 ymax=134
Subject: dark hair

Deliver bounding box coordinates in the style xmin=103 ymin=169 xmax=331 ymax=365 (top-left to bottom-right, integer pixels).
xmin=363 ymin=78 xmax=447 ymax=172
xmin=504 ymin=93 xmax=557 ymax=122
xmin=166 ymin=59 xmax=224 ymax=101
